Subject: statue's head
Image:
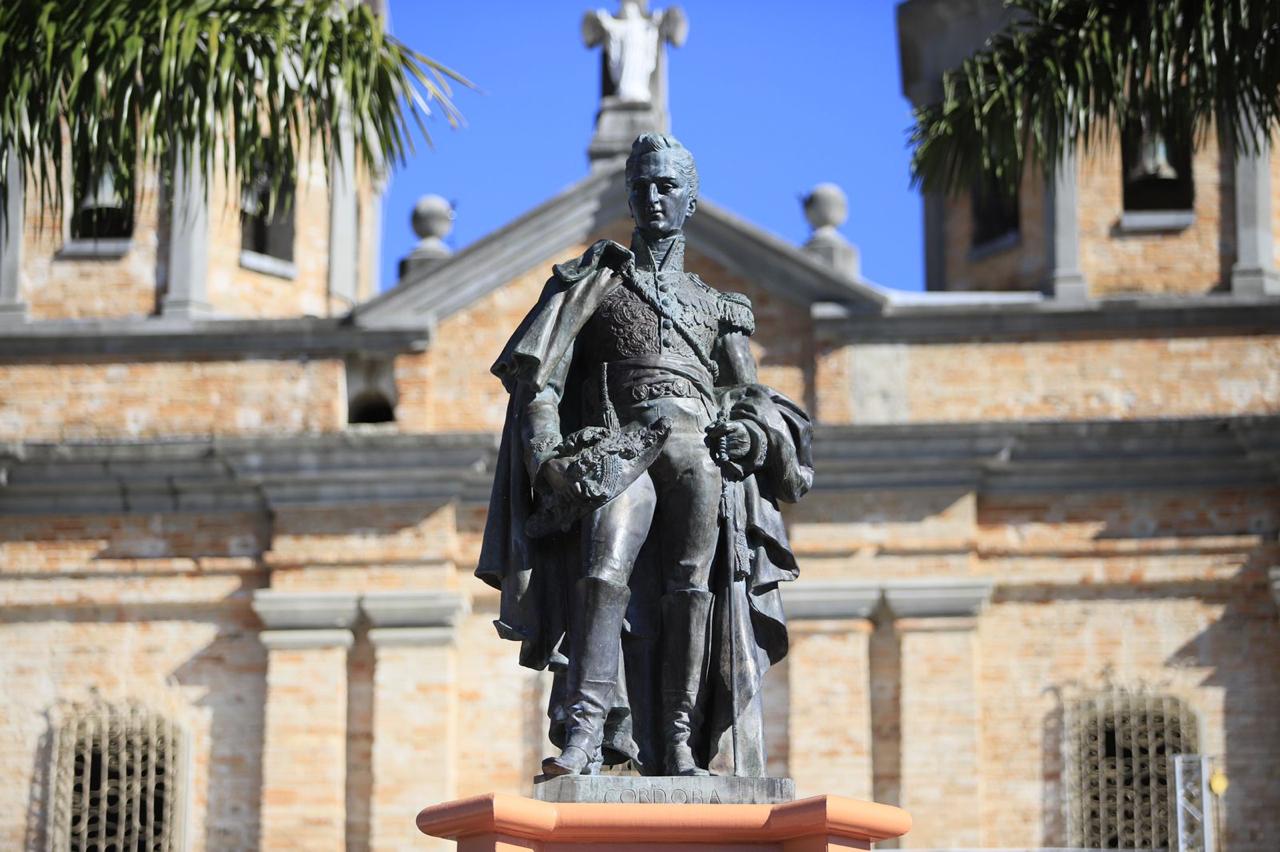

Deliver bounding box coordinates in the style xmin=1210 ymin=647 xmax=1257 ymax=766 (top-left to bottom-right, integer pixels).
xmin=625 ymin=132 xmax=698 ymax=239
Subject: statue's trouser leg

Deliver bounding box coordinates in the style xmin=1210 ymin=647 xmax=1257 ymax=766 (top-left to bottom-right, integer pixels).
xmin=543 ymin=474 xmax=654 ymax=777
xmin=649 ymin=420 xmax=721 ymax=775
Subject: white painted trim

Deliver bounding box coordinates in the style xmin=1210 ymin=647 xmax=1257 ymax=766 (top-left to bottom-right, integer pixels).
xmin=1117 ymin=210 xmax=1195 ymax=233
xmin=56 ymin=238 xmax=132 ymax=259
xmin=239 ymin=249 xmax=297 ymax=279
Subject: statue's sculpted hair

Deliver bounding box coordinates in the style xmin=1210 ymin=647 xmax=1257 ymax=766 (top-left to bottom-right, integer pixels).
xmin=625 ymin=132 xmax=699 ymax=200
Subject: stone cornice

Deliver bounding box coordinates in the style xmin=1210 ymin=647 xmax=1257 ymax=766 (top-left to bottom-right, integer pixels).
xmin=0 ymin=317 xmax=428 ymax=361
xmin=3 ymin=416 xmax=1275 ymax=517
xmin=781 ymin=581 xmax=882 ymax=620
xmin=812 ymin=416 xmax=1280 ymax=493
xmin=251 ymin=591 xmax=361 ymax=630
xmin=814 ymin=294 xmax=1280 ymax=343
xmin=781 ymin=579 xmax=993 ymax=622
xmin=361 ymin=591 xmax=469 ymax=628
xmin=0 ymin=432 xmax=497 ymax=515
xmin=882 ymin=579 xmax=994 ymax=619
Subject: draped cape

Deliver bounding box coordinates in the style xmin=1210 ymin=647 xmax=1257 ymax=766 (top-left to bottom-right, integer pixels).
xmin=476 ymin=240 xmax=813 ymax=776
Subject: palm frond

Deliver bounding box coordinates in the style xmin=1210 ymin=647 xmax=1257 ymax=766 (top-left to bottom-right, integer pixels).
xmin=0 ymin=0 xmax=470 ymax=218
xmin=910 ymin=0 xmax=1280 ymax=195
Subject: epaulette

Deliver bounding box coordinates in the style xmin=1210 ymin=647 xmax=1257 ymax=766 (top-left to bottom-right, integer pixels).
xmin=718 ymin=291 xmax=755 ymax=335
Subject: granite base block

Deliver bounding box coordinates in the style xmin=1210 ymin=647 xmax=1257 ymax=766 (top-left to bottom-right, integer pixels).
xmin=533 ymin=774 xmax=795 ymax=804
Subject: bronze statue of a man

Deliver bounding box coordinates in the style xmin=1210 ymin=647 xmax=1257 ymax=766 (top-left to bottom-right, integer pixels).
xmin=477 ymin=133 xmax=813 ymax=778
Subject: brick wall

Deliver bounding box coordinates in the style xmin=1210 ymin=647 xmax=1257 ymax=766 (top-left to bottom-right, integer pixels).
xmin=942 ymin=164 xmax=1047 ymax=292
xmin=1079 ymin=135 xmax=1231 ymax=296
xmin=394 ymin=223 xmax=815 ymax=434
xmin=205 ymin=157 xmax=335 ymax=319
xmin=815 ymin=334 xmax=1280 ymax=425
xmin=19 ymin=172 xmax=163 ymax=320
xmin=0 ymin=356 xmax=346 ymax=441
xmin=0 ymin=512 xmax=268 ymax=851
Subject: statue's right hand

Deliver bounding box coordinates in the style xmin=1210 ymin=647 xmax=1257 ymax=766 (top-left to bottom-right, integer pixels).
xmin=525 ymin=432 xmax=563 ymax=481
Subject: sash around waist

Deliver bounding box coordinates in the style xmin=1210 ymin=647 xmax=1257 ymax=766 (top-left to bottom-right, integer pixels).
xmin=597 ymin=356 xmax=715 ymax=403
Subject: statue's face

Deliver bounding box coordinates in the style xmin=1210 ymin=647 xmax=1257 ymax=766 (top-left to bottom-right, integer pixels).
xmin=628 ymin=151 xmax=696 ymax=239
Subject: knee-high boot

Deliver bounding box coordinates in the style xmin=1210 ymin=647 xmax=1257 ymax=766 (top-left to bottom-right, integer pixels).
xmin=661 ymin=589 xmax=714 ymax=776
xmin=542 ymin=576 xmax=631 ymax=777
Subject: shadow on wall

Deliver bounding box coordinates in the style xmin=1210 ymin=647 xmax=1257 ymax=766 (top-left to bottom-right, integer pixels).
xmin=14 ymin=593 xmax=268 ymax=852
xmin=1167 ymin=548 xmax=1280 ymax=852
xmin=1028 ymin=549 xmax=1280 ymax=850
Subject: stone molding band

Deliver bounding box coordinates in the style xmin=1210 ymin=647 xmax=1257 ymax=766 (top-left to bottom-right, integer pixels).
xmin=783 ymin=578 xmax=993 ymax=621
xmin=251 ymin=589 xmax=469 ymax=647
xmin=259 ymin=628 xmax=355 ymax=650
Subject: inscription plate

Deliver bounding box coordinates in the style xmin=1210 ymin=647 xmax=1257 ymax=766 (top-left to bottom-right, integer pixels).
xmin=533 ymin=775 xmax=795 ymax=805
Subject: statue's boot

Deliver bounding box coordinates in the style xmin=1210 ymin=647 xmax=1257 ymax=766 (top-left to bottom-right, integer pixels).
xmin=661 ymin=589 xmax=714 ymax=776
xmin=542 ymin=577 xmax=631 ymax=777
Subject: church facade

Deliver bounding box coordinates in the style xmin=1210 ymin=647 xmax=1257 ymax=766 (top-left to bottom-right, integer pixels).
xmin=2 ymin=2 xmax=1278 ymax=850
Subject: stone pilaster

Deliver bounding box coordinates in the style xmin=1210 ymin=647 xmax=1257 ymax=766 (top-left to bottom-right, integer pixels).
xmin=1046 ymin=150 xmax=1089 ymax=302
xmin=0 ymin=148 xmax=26 ymax=324
xmin=328 ymin=114 xmax=359 ymax=306
xmin=252 ymin=591 xmax=360 ymax=851
xmin=1231 ymin=137 xmax=1279 ymax=295
xmin=363 ymin=591 xmax=468 ymax=852
xmin=161 ymin=149 xmax=212 ymax=318
xmin=884 ymin=579 xmax=992 ymax=850
xmin=782 ymin=582 xmax=880 ymax=800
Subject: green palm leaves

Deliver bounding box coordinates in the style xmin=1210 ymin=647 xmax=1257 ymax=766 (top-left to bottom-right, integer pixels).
xmin=909 ymin=0 xmax=1280 ymax=194
xmin=0 ymin=0 xmax=468 ymax=216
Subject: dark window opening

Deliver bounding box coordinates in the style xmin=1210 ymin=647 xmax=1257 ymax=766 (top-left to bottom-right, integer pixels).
xmin=70 ymin=165 xmax=134 ymax=241
xmin=971 ymin=177 xmax=1019 ymax=247
xmin=349 ymin=390 xmax=395 ymax=424
xmin=1122 ymin=121 xmax=1194 ymax=212
xmin=240 ymin=173 xmax=296 ymax=261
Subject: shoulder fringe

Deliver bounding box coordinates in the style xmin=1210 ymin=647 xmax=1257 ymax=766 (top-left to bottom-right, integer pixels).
xmin=719 ymin=291 xmax=755 ymax=335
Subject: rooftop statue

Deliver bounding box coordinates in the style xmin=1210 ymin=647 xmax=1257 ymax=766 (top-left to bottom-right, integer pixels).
xmin=477 ymin=133 xmax=813 ymax=779
xmin=583 ymin=0 xmax=687 ymax=105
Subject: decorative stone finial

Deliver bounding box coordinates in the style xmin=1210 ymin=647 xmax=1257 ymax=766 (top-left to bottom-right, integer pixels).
xmin=803 ymin=183 xmax=848 ymax=231
xmin=801 ymin=183 xmax=859 ymax=279
xmin=583 ymin=1 xmax=687 ymax=168
xmin=399 ymin=194 xmax=454 ymax=281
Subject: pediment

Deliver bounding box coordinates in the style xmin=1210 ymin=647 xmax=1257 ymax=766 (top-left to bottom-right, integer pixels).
xmin=356 ymin=165 xmax=888 ymax=330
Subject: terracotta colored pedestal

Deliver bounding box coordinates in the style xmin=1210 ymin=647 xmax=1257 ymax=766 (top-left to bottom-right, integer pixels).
xmin=417 ymin=792 xmax=911 ymax=851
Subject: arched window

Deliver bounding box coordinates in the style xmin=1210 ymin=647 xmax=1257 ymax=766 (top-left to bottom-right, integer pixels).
xmin=1066 ymin=688 xmax=1199 ymax=850
xmin=47 ymin=700 xmax=184 ymax=852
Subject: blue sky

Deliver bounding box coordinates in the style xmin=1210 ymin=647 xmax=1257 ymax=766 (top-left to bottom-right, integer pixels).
xmin=380 ymin=0 xmax=923 ymax=292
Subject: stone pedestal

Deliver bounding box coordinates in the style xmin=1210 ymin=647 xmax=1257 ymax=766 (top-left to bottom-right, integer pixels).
xmin=533 ymin=775 xmax=794 ymax=805
xmin=418 ymin=792 xmax=910 ymax=851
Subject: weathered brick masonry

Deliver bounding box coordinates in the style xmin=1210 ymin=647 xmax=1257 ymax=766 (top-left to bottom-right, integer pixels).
xmin=3 ymin=4 xmax=1280 ymax=849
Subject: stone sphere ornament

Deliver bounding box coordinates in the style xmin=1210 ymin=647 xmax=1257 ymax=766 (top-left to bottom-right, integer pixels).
xmin=411 ymin=194 xmax=454 ymax=240
xmin=802 ymin=182 xmax=848 ymax=231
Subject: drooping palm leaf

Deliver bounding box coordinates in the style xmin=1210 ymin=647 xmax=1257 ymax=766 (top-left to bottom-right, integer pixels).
xmin=909 ymin=0 xmax=1280 ymax=195
xmin=0 ymin=0 xmax=470 ymax=218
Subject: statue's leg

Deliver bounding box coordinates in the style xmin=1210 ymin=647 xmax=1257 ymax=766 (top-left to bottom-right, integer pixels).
xmin=651 ymin=425 xmax=721 ymax=775
xmin=542 ymin=473 xmax=656 ymax=778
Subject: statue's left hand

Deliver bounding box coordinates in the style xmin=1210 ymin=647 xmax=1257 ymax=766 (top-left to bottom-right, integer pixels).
xmin=705 ymin=419 xmax=755 ymax=464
